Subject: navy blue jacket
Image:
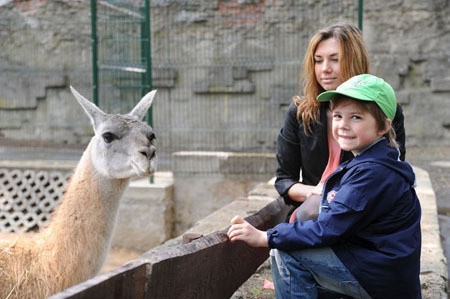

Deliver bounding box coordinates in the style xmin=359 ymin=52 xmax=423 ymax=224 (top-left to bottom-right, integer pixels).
xmin=275 ymin=102 xmax=406 ymax=206
xmin=267 ymin=139 xmax=421 ymax=298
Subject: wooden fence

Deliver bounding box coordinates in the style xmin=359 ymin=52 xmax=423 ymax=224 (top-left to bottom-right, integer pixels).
xmin=49 ymin=197 xmax=290 ymax=299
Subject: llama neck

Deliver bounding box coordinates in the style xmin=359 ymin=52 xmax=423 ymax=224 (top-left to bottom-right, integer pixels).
xmin=44 ymin=142 xmax=129 ymax=279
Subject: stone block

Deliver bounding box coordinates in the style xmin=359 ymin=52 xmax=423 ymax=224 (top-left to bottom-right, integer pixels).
xmin=0 ymin=71 xmax=66 ymax=109
xmin=112 ymin=173 xmax=174 ymax=252
xmin=431 ymin=77 xmax=450 ymax=92
xmin=172 ymin=151 xmax=276 ymax=235
xmin=173 ymin=151 xmax=276 ymax=176
xmin=232 ymin=66 xmax=248 ymax=80
xmin=269 ymin=84 xmax=297 ymax=106
xmin=153 ymin=67 xmax=177 ymax=81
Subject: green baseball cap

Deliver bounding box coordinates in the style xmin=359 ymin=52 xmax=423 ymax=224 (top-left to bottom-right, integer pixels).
xmin=317 ymin=74 xmax=397 ymax=120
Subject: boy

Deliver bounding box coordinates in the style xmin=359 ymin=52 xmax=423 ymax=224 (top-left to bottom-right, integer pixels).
xmin=227 ymin=74 xmax=421 ymax=298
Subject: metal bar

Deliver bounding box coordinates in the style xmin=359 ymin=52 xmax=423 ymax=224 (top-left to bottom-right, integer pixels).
xmin=99 ymin=64 xmax=146 ymax=73
xmin=141 ymin=0 xmax=152 ymax=126
xmin=90 ymin=0 xmax=99 ymax=106
xmin=98 ymin=0 xmax=144 ymax=19
xmin=358 ymin=0 xmax=363 ymax=31
xmin=142 ymin=0 xmax=153 ymax=184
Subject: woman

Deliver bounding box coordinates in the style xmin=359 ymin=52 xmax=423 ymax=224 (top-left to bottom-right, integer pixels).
xmin=275 ymin=23 xmax=406 ymax=218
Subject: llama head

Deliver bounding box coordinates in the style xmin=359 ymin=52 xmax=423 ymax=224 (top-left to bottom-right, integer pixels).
xmin=70 ymin=86 xmax=158 ymax=179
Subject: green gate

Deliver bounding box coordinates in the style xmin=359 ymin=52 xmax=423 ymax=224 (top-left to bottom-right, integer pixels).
xmin=90 ymin=0 xmax=152 ymax=124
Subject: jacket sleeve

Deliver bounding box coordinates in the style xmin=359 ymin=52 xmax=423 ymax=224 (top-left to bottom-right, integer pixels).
xmin=274 ymin=102 xmax=302 ymax=206
xmin=393 ymin=104 xmax=406 ymax=161
xmin=268 ymin=165 xmax=393 ymax=250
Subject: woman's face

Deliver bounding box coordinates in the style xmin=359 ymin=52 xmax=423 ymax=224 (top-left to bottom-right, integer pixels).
xmin=314 ymin=38 xmax=343 ymax=91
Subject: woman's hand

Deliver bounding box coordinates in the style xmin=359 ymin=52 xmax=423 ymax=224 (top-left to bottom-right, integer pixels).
xmin=307 ymin=182 xmax=324 ymax=197
xmin=227 ymin=215 xmax=269 ymax=248
xmin=288 ymin=183 xmax=318 ymax=203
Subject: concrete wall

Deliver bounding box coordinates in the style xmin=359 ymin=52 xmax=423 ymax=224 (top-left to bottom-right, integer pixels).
xmin=171 ymin=151 xmax=276 ymax=235
xmin=363 ymin=1 xmax=450 ymax=145
xmin=0 ymin=0 xmax=448 ymax=151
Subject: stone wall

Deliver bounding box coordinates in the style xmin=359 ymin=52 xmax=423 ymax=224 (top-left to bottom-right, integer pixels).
xmin=363 ymin=1 xmax=450 ymax=145
xmin=0 ymin=0 xmax=449 ymax=151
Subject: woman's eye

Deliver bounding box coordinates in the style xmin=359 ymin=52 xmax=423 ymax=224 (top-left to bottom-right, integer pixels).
xmin=102 ymin=132 xmax=117 ymax=143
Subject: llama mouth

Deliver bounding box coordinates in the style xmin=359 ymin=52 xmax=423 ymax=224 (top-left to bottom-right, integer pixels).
xmin=131 ymin=159 xmax=152 ymax=177
xmin=132 ymin=156 xmax=157 ymax=177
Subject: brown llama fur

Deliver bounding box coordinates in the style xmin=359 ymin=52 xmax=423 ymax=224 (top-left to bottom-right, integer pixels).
xmin=0 ymin=88 xmax=157 ymax=298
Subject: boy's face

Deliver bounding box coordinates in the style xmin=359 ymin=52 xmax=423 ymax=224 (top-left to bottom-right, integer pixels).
xmin=331 ymin=98 xmax=388 ymax=155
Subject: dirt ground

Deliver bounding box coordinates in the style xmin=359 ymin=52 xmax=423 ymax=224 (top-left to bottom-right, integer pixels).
xmin=100 ymin=247 xmax=142 ymax=274
xmin=231 ymin=259 xmax=275 ymax=299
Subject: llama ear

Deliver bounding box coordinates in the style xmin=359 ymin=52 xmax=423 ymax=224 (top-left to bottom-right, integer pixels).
xmin=129 ymin=90 xmax=157 ymax=120
xmin=70 ymin=86 xmax=106 ymax=127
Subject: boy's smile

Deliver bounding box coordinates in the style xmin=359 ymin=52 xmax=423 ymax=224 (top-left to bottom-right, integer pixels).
xmin=332 ymin=99 xmax=387 ymax=155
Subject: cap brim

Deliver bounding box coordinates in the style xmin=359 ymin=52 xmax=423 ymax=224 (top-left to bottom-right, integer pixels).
xmin=317 ymin=90 xmax=345 ymax=102
xmin=317 ymin=89 xmax=376 ymax=103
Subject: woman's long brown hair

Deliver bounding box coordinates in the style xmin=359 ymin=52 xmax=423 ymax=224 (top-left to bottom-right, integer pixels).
xmin=295 ymin=23 xmax=370 ymax=134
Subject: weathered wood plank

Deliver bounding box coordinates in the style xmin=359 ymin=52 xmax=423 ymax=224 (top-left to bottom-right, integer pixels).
xmin=48 ymin=260 xmax=148 ymax=299
xmin=50 ymin=197 xmax=289 ymax=299
xmin=141 ymin=197 xmax=289 ymax=299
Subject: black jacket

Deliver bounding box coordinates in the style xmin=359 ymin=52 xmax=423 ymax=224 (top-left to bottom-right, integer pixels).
xmin=275 ymin=101 xmax=406 ymax=206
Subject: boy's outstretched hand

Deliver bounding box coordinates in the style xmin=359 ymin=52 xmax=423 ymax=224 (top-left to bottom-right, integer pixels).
xmin=227 ymin=215 xmax=269 ymax=248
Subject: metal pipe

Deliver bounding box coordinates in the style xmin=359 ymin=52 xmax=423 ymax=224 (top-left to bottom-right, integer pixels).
xmin=358 ymin=0 xmax=363 ymax=31
xmin=90 ymin=0 xmax=99 ymax=106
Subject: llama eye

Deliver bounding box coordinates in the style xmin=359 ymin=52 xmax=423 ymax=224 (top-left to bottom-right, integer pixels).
xmin=148 ymin=132 xmax=156 ymax=142
xmin=102 ymin=132 xmax=117 ymax=143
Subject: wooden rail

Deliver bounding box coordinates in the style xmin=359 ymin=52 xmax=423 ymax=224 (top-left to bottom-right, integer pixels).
xmin=50 ymin=197 xmax=290 ymax=299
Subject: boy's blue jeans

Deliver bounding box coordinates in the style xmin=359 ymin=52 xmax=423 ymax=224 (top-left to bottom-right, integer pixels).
xmin=270 ymin=247 xmax=372 ymax=299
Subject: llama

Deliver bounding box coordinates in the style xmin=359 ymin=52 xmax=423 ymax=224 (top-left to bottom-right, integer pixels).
xmin=0 ymin=87 xmax=158 ymax=299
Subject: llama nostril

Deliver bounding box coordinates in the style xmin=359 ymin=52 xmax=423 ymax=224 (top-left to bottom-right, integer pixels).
xmin=148 ymin=147 xmax=156 ymax=159
xmin=139 ymin=149 xmax=150 ymax=159
xmin=140 ymin=147 xmax=156 ymax=160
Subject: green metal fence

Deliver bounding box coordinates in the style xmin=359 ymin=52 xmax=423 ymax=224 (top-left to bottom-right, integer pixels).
xmin=91 ymin=0 xmax=152 ymax=123
xmin=91 ymin=0 xmax=361 ymax=170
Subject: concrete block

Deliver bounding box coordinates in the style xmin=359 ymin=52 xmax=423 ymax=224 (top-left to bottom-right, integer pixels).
xmin=431 ymin=77 xmax=450 ymax=92
xmin=112 ymin=173 xmax=174 ymax=252
xmin=172 ymin=151 xmax=276 ymax=235
xmin=414 ymin=167 xmax=448 ymax=298
xmin=0 ymin=71 xmax=65 ymax=109
xmin=173 ymin=151 xmax=276 ymax=176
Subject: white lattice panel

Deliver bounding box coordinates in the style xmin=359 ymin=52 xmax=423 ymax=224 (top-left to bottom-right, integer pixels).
xmin=0 ymin=168 xmax=71 ymax=232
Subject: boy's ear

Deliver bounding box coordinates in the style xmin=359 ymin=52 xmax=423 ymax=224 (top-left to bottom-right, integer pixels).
xmin=382 ymin=118 xmax=393 ymax=135
xmin=386 ymin=118 xmax=392 ymax=128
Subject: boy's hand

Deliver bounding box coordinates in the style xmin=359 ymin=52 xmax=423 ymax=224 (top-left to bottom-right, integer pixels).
xmin=227 ymin=215 xmax=269 ymax=248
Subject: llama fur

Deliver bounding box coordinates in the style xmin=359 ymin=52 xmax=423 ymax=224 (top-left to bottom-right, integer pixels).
xmin=0 ymin=87 xmax=157 ymax=298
